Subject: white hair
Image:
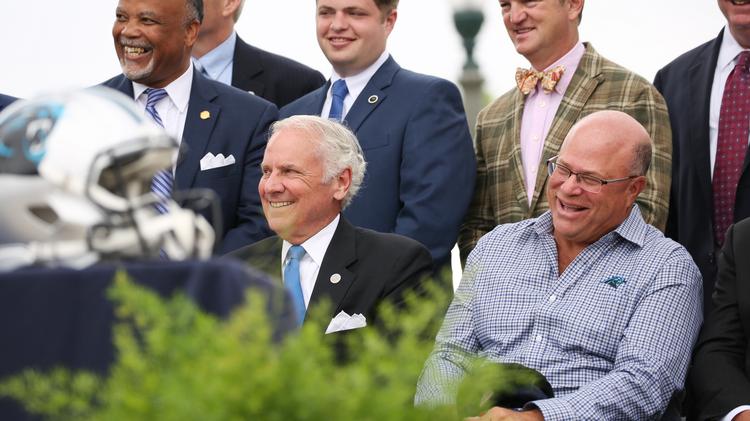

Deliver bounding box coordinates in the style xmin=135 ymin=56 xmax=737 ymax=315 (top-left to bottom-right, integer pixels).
xmin=268 ymin=115 xmax=367 ymax=208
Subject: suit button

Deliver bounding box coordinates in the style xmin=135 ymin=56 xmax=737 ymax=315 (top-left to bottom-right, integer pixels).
xmin=707 ymin=252 xmax=714 ymax=265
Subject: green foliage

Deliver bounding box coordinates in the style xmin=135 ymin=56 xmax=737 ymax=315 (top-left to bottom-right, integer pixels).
xmin=0 ymin=271 xmax=517 ymax=420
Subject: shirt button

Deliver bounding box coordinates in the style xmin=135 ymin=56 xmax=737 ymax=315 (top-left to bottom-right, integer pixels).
xmin=532 ymin=135 xmax=539 ymax=142
xmin=535 ymin=335 xmax=542 ymax=343
xmin=539 ymin=101 xmax=547 ymax=108
xmin=548 ymin=295 xmax=556 ymax=303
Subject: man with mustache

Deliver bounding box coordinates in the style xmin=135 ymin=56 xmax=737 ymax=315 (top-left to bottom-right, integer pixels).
xmin=458 ymin=0 xmax=672 ymax=263
xmin=103 ymin=0 xmax=278 ymax=253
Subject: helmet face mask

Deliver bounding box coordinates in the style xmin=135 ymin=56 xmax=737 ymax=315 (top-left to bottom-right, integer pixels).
xmin=0 ymin=87 xmax=215 ymax=270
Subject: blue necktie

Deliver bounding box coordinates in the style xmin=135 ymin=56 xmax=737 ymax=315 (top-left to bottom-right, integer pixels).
xmin=193 ymin=60 xmax=210 ymax=78
xmin=328 ymin=79 xmax=348 ymax=121
xmin=284 ymin=245 xmax=307 ymax=325
xmin=144 ymin=88 xmax=173 ymax=215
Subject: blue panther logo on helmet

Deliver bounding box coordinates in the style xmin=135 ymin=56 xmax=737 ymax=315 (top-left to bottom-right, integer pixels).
xmin=0 ymin=101 xmax=64 ymax=174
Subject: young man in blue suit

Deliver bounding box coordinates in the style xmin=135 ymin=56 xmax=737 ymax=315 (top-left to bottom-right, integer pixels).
xmin=104 ymin=0 xmax=278 ymax=254
xmin=280 ymin=0 xmax=476 ymax=270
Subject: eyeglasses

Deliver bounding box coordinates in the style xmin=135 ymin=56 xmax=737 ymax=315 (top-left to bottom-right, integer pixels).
xmin=546 ymin=155 xmax=639 ymax=193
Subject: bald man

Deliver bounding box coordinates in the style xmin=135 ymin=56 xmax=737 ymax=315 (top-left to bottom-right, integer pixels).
xmin=416 ymin=111 xmax=702 ymax=420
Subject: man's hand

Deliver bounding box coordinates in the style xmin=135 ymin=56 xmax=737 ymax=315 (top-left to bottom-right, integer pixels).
xmin=465 ymin=407 xmax=544 ymax=421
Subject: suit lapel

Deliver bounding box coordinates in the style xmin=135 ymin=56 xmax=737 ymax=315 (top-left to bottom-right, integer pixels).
xmin=509 ymin=91 xmax=530 ymax=214
xmin=529 ymin=44 xmax=602 ymax=212
xmin=342 ymin=56 xmax=396 ymax=134
xmin=308 ymin=218 xmax=357 ymax=318
xmin=175 ymin=70 xmax=220 ymax=190
xmin=691 ymin=31 xmax=723 ymax=204
xmin=107 ymin=75 xmax=136 ymax=98
xmin=231 ymin=36 xmax=265 ymax=96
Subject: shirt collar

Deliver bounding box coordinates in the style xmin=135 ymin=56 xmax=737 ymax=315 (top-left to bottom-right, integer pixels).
xmin=329 ymin=50 xmax=390 ymax=101
xmin=530 ymin=42 xmax=585 ymax=96
xmin=281 ymin=214 xmax=340 ymax=268
xmin=194 ymin=31 xmax=236 ymax=80
xmin=533 ymin=204 xmax=647 ymax=247
xmin=132 ymin=61 xmax=193 ymax=113
xmin=718 ymin=25 xmax=748 ymax=74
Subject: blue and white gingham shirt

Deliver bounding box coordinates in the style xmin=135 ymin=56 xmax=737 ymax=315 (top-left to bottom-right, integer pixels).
xmin=416 ymin=206 xmax=703 ymax=420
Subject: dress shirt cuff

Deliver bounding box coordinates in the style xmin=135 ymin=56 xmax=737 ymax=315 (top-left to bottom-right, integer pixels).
xmin=722 ymin=405 xmax=750 ymax=421
xmin=528 ymin=398 xmax=576 ymax=421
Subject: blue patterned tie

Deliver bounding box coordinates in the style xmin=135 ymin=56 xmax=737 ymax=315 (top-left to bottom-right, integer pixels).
xmin=328 ymin=79 xmax=348 ymax=121
xmin=144 ymin=88 xmax=173 ymax=215
xmin=284 ymin=245 xmax=307 ymax=326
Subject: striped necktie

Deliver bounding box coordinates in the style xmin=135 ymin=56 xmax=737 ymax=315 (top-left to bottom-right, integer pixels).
xmin=144 ymin=88 xmax=173 ymax=215
xmin=284 ymin=245 xmax=307 ymax=326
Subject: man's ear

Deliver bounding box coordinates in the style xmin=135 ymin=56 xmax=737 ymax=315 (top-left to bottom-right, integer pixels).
xmin=223 ymin=0 xmax=242 ymax=19
xmin=626 ymin=175 xmax=646 ymax=205
xmin=185 ymin=19 xmax=200 ymax=48
xmin=383 ymin=8 xmax=397 ymax=36
xmin=332 ymin=168 xmax=352 ymax=201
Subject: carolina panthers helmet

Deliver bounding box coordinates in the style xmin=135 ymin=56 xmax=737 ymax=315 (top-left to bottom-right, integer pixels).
xmin=0 ymin=87 xmax=215 ymax=270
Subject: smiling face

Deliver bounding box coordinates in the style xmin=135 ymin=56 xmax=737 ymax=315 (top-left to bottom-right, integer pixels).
xmin=546 ymin=112 xmax=646 ymax=251
xmin=316 ymin=0 xmax=396 ymax=77
xmin=499 ymin=0 xmax=582 ymax=70
xmin=259 ymin=128 xmax=349 ymax=244
xmin=719 ymin=0 xmax=750 ymax=47
xmin=113 ymin=0 xmax=200 ymax=88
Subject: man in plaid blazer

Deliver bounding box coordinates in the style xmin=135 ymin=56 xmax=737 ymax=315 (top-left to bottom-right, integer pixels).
xmin=458 ymin=0 xmax=671 ymax=260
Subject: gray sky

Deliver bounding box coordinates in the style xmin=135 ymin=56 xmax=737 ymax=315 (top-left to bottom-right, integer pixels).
xmin=0 ymin=1 xmax=727 ymax=99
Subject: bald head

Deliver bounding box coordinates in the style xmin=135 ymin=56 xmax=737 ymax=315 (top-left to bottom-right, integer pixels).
xmin=561 ymin=110 xmax=652 ymax=178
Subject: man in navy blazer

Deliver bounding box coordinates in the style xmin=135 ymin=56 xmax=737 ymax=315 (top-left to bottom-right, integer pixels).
xmin=192 ymin=0 xmax=325 ymax=108
xmin=105 ymin=0 xmax=277 ymax=253
xmin=654 ymin=0 xmax=750 ymax=312
xmin=281 ymin=0 xmax=476 ymax=269
xmin=0 ymin=94 xmax=16 ymax=113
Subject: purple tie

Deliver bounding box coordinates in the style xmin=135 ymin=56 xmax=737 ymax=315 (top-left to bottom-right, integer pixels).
xmin=144 ymin=88 xmax=173 ymax=215
xmin=714 ymin=51 xmax=750 ymax=246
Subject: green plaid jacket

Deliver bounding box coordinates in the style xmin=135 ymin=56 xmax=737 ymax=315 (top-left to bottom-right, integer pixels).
xmin=458 ymin=44 xmax=672 ymax=260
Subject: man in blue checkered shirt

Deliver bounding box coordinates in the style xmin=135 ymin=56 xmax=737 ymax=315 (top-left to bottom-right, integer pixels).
xmin=415 ymin=110 xmax=703 ymax=420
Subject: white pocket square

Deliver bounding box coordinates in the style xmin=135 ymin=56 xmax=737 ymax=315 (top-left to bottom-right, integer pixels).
xmin=325 ymin=311 xmax=367 ymax=334
xmin=200 ymin=152 xmax=235 ymax=171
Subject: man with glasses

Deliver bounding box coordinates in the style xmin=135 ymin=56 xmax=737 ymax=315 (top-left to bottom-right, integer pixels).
xmin=416 ymin=111 xmax=702 ymax=420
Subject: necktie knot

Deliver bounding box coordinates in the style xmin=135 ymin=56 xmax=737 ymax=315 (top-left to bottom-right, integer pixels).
xmin=328 ymin=79 xmax=349 ymax=121
xmin=737 ymin=51 xmax=750 ymax=72
xmin=145 ymin=88 xmax=168 ymax=107
xmin=288 ymin=245 xmax=306 ymax=261
xmin=515 ymin=65 xmax=565 ymax=95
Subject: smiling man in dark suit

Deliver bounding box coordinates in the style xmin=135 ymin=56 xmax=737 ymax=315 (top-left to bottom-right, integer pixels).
xmin=654 ymin=0 xmax=750 ymax=314
xmin=103 ymin=0 xmax=278 ymax=253
xmin=280 ymin=0 xmax=475 ymax=270
xmin=192 ymin=0 xmax=325 ymax=107
xmin=228 ymin=115 xmax=432 ymax=332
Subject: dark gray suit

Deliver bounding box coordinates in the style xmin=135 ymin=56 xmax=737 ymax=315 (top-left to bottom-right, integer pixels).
xmin=227 ymin=216 xmax=433 ymax=332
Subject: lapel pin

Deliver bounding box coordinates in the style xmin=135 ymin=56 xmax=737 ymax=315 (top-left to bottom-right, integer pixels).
xmin=368 ymin=95 xmax=378 ymax=104
xmin=200 ymin=110 xmax=210 ymax=120
xmin=330 ymin=273 xmax=342 ymax=284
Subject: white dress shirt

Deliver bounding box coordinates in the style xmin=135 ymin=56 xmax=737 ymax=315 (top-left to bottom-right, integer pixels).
xmin=281 ymin=215 xmax=339 ymax=308
xmin=320 ymin=50 xmax=390 ymax=119
xmin=709 ymin=26 xmax=750 ymax=177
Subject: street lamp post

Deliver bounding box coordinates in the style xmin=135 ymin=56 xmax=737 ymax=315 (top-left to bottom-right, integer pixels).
xmin=452 ymin=0 xmax=485 ymax=140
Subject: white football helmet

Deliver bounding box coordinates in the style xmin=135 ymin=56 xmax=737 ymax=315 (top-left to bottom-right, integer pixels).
xmin=0 ymin=87 xmax=215 ymax=270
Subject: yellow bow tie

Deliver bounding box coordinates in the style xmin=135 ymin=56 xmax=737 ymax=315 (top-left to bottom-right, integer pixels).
xmin=515 ymin=65 xmax=565 ymax=95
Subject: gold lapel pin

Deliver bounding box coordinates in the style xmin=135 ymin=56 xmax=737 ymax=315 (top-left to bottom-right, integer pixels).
xmin=368 ymin=95 xmax=378 ymax=104
xmin=330 ymin=273 xmax=342 ymax=284
xmin=200 ymin=110 xmax=210 ymax=120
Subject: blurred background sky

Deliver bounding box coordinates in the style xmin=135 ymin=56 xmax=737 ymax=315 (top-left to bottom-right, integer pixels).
xmin=0 ymin=1 xmax=727 ymax=100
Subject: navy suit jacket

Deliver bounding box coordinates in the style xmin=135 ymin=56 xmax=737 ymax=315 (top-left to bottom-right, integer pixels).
xmin=0 ymin=94 xmax=16 ymax=113
xmin=280 ymin=56 xmax=476 ymax=268
xmin=654 ymin=29 xmax=750 ymax=311
xmin=226 ymin=216 xmax=433 ymax=333
xmin=103 ymin=70 xmax=278 ymax=253
xmin=231 ymin=36 xmax=325 ymax=108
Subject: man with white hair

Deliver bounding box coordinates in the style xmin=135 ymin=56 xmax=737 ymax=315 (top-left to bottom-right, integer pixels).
xmin=228 ymin=115 xmax=432 ymax=332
